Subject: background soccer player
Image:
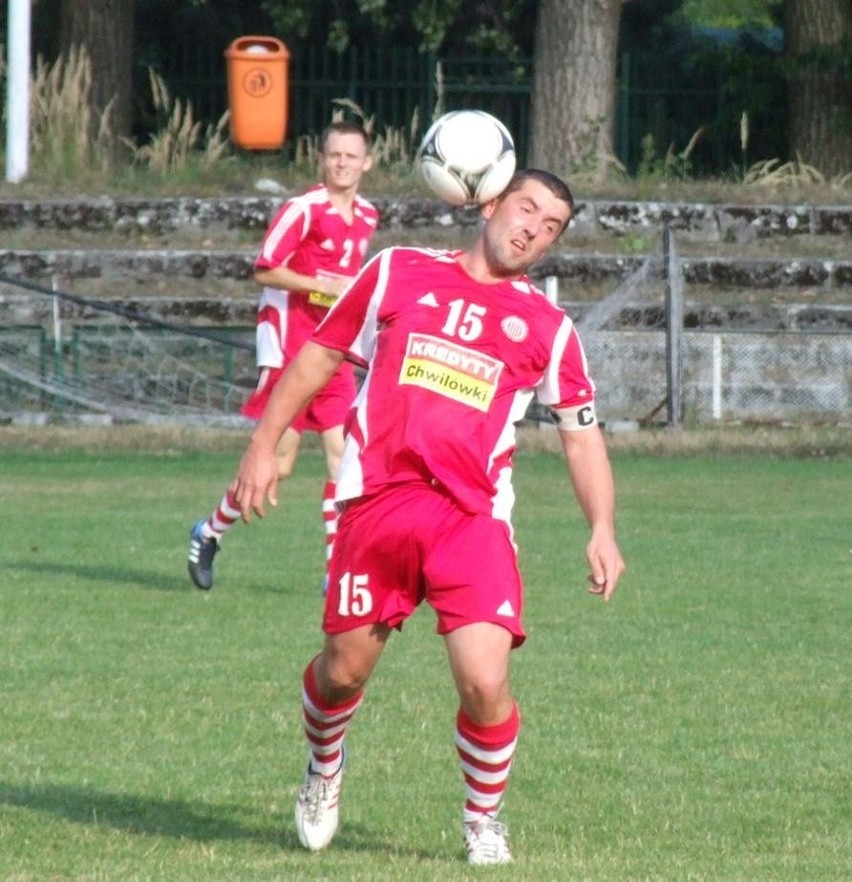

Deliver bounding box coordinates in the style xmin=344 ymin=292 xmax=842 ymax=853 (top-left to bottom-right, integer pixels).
xmin=188 ymin=120 xmax=377 ymax=592
xmin=229 ymin=169 xmax=625 ymax=865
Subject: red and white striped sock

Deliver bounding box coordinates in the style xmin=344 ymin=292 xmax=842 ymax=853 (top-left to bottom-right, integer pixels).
xmin=302 ymin=658 xmax=363 ymax=777
xmin=322 ymin=480 xmax=337 ymax=576
xmin=201 ymin=487 xmax=240 ymax=541
xmin=455 ymin=703 xmax=520 ymax=823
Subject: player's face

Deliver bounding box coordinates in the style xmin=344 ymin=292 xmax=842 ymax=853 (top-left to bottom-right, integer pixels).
xmin=479 ymin=179 xmax=571 ymax=276
xmin=320 ymin=132 xmax=373 ymax=193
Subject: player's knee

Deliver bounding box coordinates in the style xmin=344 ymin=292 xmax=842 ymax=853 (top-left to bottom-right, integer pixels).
xmin=457 ymin=675 xmax=511 ymax=722
xmin=316 ymin=654 xmax=370 ymax=701
xmin=276 ymin=458 xmax=295 ymax=480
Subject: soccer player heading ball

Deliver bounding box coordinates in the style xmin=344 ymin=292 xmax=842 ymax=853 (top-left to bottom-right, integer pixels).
xmin=230 ymin=168 xmax=626 ymax=865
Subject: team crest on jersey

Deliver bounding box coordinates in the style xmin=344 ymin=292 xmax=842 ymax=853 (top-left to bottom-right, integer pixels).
xmin=501 ymin=316 xmax=528 ymax=342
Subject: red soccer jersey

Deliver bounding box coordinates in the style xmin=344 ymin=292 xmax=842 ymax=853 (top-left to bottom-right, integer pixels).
xmin=254 ymin=183 xmax=379 ymax=327
xmin=312 ymin=247 xmax=596 ymax=519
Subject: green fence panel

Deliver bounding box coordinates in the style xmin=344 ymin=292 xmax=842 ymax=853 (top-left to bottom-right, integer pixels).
xmin=156 ymin=42 xmax=755 ymax=175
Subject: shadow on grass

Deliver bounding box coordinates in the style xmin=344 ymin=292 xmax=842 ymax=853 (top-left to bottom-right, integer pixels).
xmin=7 ymin=559 xmax=184 ymax=592
xmin=0 ymin=780 xmax=419 ymax=857
xmin=9 ymin=557 xmax=325 ymax=599
xmin=0 ymin=781 xmax=282 ymax=844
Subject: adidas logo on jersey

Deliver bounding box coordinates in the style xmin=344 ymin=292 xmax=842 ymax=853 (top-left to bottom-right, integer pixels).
xmin=496 ymin=600 xmax=515 ymax=617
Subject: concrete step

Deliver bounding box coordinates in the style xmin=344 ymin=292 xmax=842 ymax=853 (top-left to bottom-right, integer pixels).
xmin=1 ymin=196 xmax=850 ymax=240
xmin=1 ymin=248 xmax=850 ymax=290
xmin=2 ymin=290 xmax=849 ymax=333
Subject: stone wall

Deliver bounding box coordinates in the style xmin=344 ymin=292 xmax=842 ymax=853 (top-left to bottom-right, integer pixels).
xmin=2 ymin=247 xmax=851 ymax=293
xmin=2 ymin=196 xmax=849 ymax=331
xmin=1 ymin=196 xmax=849 ymax=424
xmin=1 ymin=195 xmax=850 ymax=239
xmin=2 ymin=290 xmax=850 ymax=335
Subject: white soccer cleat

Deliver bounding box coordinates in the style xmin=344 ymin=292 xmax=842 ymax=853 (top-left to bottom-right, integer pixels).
xmin=294 ymin=757 xmax=344 ymax=851
xmin=463 ymin=815 xmax=512 ymax=865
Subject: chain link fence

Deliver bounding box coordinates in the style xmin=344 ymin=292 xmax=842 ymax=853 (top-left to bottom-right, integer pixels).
xmin=552 ymin=235 xmax=851 ymax=427
xmin=1 ymin=254 xmax=850 ymax=426
xmin=583 ymin=330 xmax=851 ymax=425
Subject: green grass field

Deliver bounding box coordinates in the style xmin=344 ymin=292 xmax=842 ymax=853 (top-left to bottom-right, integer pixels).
xmin=1 ymin=435 xmax=849 ymax=881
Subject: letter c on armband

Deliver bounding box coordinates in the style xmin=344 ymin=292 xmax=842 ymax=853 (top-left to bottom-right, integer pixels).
xmin=549 ymin=402 xmax=598 ymax=431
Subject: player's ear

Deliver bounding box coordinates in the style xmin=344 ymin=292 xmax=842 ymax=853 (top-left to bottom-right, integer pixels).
xmin=362 ymin=153 xmax=374 ymax=172
xmin=479 ymin=197 xmax=499 ymax=220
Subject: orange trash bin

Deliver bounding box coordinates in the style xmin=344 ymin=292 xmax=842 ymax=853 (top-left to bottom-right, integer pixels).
xmin=225 ymin=36 xmax=290 ymax=150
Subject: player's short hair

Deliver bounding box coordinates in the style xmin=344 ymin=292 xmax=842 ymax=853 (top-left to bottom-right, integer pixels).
xmin=320 ymin=120 xmax=372 ymax=153
xmin=500 ymin=169 xmax=574 ymax=231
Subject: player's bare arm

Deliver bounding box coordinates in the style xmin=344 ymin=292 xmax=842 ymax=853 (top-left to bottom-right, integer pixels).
xmin=254 ymin=266 xmax=348 ymax=299
xmin=233 ymin=341 xmax=345 ymax=521
xmin=558 ymin=425 xmax=625 ymax=601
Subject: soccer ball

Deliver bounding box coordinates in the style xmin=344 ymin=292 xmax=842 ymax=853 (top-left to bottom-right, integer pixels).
xmin=418 ymin=110 xmax=516 ymax=206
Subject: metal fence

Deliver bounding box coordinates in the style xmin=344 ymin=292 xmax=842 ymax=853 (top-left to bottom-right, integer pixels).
xmin=3 ymin=233 xmax=847 ymax=426
xmin=584 ymin=330 xmax=851 ymax=425
xmin=155 ymin=43 xmax=739 ymax=172
xmin=3 ymin=321 xmax=849 ymax=427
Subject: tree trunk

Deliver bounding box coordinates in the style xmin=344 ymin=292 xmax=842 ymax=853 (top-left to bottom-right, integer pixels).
xmin=529 ymin=0 xmax=623 ymax=181
xmin=59 ymin=0 xmax=137 ymax=147
xmin=784 ymin=0 xmax=852 ymax=177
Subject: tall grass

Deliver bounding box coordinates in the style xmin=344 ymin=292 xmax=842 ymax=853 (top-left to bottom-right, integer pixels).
xmin=22 ymin=47 xmax=231 ymax=186
xmin=3 ymin=44 xmax=850 ymax=201
xmin=132 ymin=70 xmax=231 ymax=176
xmin=290 ymin=97 xmax=423 ymax=177
xmin=29 ymin=45 xmax=116 ymax=178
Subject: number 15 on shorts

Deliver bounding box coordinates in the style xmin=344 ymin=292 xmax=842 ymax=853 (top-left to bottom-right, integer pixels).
xmin=337 ymin=572 xmax=373 ymax=616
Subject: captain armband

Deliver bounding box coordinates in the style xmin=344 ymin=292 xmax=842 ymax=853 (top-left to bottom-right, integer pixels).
xmin=549 ymin=402 xmax=598 ymax=431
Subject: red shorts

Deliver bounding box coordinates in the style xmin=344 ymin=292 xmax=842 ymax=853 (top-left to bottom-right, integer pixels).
xmin=240 ymin=361 xmax=357 ymax=433
xmin=323 ymin=484 xmax=526 ymax=647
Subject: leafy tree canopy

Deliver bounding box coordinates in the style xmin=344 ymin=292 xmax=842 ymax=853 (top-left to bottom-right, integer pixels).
xmin=675 ymin=0 xmax=781 ymax=29
xmin=255 ymin=0 xmax=781 ymax=55
xmin=124 ymin=0 xmax=783 ymax=62
xmin=259 ymin=0 xmax=537 ymax=56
